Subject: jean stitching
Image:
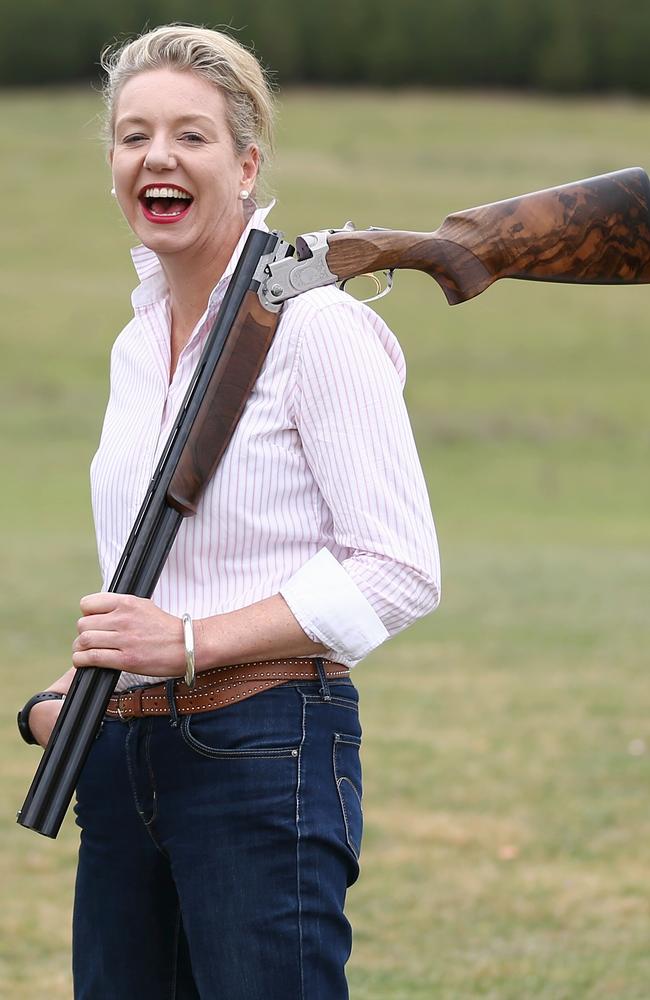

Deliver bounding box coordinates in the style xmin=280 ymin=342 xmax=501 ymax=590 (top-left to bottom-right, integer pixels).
xmin=337 ymin=775 xmax=362 ymax=809
xmin=183 ymin=746 xmax=298 ymax=759
xmin=334 ymin=734 xmax=361 ymax=746
xmin=125 ymin=721 xmax=168 ymax=857
xmin=125 ymin=723 xmax=141 ymax=814
xmin=295 ymin=691 xmax=307 ymax=1000
xmin=333 ymin=734 xmax=363 ymax=861
xmin=144 ymin=720 xmax=159 ymax=827
xmin=300 ymin=695 xmax=359 ymax=711
xmin=336 ymin=777 xmax=362 ymax=862
xmin=179 ymin=716 xmax=300 ymax=760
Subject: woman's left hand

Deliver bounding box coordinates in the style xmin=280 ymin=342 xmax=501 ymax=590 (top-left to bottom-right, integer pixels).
xmin=72 ymin=593 xmax=185 ymax=678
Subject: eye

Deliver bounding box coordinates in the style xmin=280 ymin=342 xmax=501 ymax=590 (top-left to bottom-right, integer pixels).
xmin=180 ymin=132 xmax=206 ymax=144
xmin=121 ymin=133 xmax=147 ymax=145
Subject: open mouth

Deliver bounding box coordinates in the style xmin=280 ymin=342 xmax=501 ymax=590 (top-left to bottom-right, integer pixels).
xmin=138 ymin=185 xmax=194 ymax=224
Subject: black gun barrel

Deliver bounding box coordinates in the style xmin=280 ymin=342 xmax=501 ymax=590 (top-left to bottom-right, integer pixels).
xmin=18 ymin=228 xmax=280 ymax=838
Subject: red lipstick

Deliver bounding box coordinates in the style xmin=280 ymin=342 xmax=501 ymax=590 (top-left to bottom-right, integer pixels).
xmin=138 ymin=184 xmax=194 ymax=225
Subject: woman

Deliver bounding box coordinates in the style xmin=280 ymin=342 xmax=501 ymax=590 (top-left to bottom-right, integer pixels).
xmin=22 ymin=24 xmax=440 ymax=999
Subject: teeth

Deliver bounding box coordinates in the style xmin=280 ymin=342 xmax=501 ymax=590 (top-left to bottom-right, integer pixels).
xmin=149 ymin=206 xmax=184 ymax=216
xmin=144 ymin=186 xmax=192 ymax=200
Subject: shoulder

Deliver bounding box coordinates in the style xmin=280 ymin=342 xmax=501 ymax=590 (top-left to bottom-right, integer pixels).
xmin=280 ymin=283 xmax=378 ymax=328
xmin=278 ymin=285 xmax=407 ymax=385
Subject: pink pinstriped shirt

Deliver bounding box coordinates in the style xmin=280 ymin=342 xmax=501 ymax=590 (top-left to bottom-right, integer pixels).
xmin=90 ymin=204 xmax=440 ymax=690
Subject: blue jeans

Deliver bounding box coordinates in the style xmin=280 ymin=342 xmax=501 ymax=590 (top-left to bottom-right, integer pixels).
xmin=73 ymin=679 xmax=363 ymax=999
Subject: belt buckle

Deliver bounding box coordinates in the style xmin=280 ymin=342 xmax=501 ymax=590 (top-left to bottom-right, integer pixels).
xmin=116 ymin=693 xmax=134 ymax=721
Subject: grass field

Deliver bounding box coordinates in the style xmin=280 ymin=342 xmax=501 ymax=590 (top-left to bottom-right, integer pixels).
xmin=1 ymin=86 xmax=650 ymax=998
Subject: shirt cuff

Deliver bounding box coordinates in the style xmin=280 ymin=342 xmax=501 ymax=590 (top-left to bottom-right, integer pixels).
xmin=280 ymin=548 xmax=390 ymax=662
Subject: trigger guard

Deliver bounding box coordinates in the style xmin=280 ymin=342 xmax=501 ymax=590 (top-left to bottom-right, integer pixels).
xmin=338 ymin=270 xmax=394 ymax=304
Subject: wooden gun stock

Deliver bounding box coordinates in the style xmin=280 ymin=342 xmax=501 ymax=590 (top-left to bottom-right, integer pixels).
xmin=325 ymin=167 xmax=650 ymax=304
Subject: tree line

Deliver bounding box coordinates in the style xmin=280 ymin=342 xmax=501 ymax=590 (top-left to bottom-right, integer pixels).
xmin=3 ymin=0 xmax=650 ymax=93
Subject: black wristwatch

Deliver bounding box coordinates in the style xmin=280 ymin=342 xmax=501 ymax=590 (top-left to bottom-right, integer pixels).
xmin=17 ymin=691 xmax=65 ymax=745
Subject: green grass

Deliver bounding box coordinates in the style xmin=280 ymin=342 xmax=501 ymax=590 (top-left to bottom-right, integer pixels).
xmin=1 ymin=86 xmax=649 ymax=998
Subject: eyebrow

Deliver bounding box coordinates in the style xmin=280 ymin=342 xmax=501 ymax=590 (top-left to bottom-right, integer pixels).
xmin=115 ymin=112 xmax=217 ymax=129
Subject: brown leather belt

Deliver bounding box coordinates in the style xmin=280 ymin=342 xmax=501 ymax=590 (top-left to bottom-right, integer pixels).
xmin=106 ymin=658 xmax=350 ymax=720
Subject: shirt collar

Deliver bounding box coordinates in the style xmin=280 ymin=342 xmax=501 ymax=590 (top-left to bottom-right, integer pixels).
xmin=129 ymin=200 xmax=276 ymax=310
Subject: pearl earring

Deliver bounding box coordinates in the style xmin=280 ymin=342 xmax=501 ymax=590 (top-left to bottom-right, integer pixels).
xmin=239 ymin=189 xmax=249 ymax=201
xmin=110 ymin=187 xmax=116 ymax=197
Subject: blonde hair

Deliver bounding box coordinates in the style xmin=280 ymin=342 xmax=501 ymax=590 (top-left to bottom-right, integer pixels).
xmin=100 ymin=25 xmax=275 ymax=194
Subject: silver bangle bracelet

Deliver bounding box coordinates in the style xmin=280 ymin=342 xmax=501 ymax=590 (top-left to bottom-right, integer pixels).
xmin=181 ymin=613 xmax=196 ymax=689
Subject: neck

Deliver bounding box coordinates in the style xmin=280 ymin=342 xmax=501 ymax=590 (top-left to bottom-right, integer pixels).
xmin=163 ymin=231 xmax=240 ymax=331
xmin=159 ymin=218 xmax=247 ymax=360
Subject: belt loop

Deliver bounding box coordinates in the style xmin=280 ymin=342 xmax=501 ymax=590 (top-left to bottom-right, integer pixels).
xmin=315 ymin=657 xmax=331 ymax=702
xmin=166 ymin=678 xmax=179 ymax=727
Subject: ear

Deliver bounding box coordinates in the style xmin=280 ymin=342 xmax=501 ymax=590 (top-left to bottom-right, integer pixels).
xmin=241 ymin=145 xmax=260 ymax=190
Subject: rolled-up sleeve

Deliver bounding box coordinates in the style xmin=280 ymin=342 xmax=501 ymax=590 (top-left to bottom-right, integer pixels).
xmin=279 ymin=297 xmax=440 ymax=663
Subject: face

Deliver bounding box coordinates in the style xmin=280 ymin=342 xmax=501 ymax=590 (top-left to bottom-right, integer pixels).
xmin=110 ymin=68 xmax=259 ymax=259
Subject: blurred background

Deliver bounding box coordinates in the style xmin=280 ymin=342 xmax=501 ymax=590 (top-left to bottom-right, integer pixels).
xmin=2 ymin=2 xmax=649 ymax=998
xmin=4 ymin=0 xmax=650 ymax=92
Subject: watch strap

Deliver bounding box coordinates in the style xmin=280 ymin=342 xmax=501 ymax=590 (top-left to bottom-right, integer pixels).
xmin=17 ymin=691 xmax=65 ymax=745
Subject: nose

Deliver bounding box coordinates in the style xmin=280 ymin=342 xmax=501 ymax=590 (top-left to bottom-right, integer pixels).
xmin=144 ymin=134 xmax=177 ymax=172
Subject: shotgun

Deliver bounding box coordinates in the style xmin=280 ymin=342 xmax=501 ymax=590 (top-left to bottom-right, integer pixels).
xmin=18 ymin=167 xmax=650 ymax=838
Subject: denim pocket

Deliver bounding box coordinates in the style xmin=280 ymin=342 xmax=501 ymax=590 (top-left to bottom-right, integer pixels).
xmin=180 ymin=713 xmax=301 ymax=759
xmin=333 ymin=732 xmax=363 ymax=860
xmin=178 ymin=688 xmax=304 ymax=760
